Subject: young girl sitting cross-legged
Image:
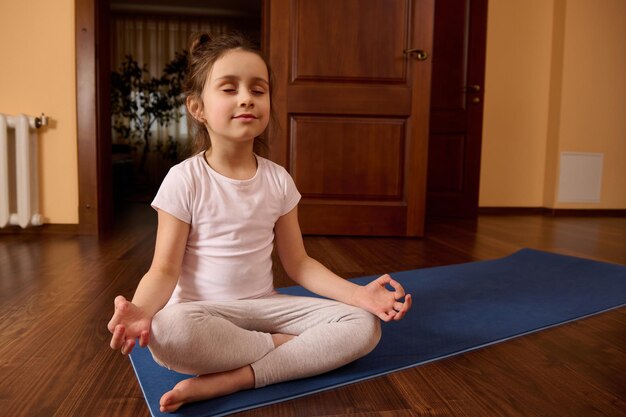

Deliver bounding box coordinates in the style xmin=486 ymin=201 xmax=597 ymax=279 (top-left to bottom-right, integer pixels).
xmin=107 ymin=32 xmax=412 ymax=414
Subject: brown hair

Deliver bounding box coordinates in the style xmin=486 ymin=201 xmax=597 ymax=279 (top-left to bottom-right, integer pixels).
xmin=184 ymin=32 xmax=274 ymax=157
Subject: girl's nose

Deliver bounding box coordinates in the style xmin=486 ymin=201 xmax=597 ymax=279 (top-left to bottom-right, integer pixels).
xmin=239 ymin=91 xmax=254 ymax=107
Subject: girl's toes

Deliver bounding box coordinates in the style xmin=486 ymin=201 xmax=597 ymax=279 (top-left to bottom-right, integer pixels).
xmin=160 ymin=389 xmax=185 ymax=413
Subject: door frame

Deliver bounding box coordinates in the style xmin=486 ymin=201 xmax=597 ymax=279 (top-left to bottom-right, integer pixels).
xmin=74 ymin=0 xmax=432 ymax=236
xmin=75 ymin=0 xmax=271 ymax=236
xmin=75 ymin=0 xmax=112 ymax=235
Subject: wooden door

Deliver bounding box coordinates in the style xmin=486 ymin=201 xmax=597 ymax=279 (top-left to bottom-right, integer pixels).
xmin=267 ymin=0 xmax=434 ymax=236
xmin=426 ymin=0 xmax=488 ymax=218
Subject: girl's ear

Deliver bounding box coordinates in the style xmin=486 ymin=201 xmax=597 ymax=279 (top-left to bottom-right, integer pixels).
xmin=186 ymin=96 xmax=205 ymax=123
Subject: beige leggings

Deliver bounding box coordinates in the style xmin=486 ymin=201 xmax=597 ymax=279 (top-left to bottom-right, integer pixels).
xmin=148 ymin=294 xmax=381 ymax=388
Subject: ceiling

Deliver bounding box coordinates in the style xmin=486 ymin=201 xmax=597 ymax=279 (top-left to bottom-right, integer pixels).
xmin=109 ymin=0 xmax=262 ymax=18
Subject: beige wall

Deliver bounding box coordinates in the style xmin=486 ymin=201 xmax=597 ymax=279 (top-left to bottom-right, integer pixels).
xmin=481 ymin=0 xmax=626 ymax=209
xmin=0 ymin=1 xmax=623 ymax=226
xmin=480 ymin=0 xmax=554 ymax=207
xmin=0 ymin=0 xmax=78 ymax=223
xmin=554 ymin=0 xmax=626 ymax=208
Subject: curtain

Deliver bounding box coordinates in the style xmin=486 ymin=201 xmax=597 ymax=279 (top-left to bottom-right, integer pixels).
xmin=110 ymin=14 xmax=246 ymax=189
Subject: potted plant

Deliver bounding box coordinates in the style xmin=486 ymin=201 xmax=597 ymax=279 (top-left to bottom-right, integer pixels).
xmin=110 ymin=52 xmax=188 ymax=174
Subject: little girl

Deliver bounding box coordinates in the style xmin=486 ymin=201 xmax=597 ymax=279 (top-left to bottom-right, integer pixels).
xmin=108 ymin=33 xmax=412 ymax=413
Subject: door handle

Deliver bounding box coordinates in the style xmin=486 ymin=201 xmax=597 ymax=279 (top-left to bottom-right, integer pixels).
xmin=465 ymin=85 xmax=481 ymax=92
xmin=404 ymin=48 xmax=429 ymax=61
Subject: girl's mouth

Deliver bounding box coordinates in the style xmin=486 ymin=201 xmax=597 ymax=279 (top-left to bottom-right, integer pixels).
xmin=233 ymin=114 xmax=257 ymax=120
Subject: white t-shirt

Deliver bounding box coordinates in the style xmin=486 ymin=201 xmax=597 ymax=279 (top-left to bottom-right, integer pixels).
xmin=151 ymin=153 xmax=301 ymax=304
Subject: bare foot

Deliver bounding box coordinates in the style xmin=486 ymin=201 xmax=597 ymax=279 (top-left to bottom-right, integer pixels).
xmin=159 ymin=365 xmax=255 ymax=413
xmin=271 ymin=333 xmax=296 ymax=348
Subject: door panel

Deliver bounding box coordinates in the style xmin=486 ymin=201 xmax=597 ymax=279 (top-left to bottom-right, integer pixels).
xmin=292 ymin=0 xmax=408 ymax=82
xmin=291 ymin=116 xmax=405 ymax=199
xmin=268 ymin=0 xmax=434 ymax=236
xmin=426 ymin=0 xmax=488 ymax=218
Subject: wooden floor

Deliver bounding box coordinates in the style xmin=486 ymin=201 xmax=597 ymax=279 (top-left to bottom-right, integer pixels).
xmin=1 ymin=205 xmax=625 ymax=417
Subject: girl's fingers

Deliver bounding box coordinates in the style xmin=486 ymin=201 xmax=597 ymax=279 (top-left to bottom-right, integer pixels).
xmin=375 ymin=274 xmax=392 ymax=286
xmin=110 ymin=324 xmax=125 ymax=350
xmin=378 ymin=310 xmax=394 ymax=322
xmin=375 ymin=275 xmax=406 ymax=299
xmin=139 ymin=330 xmax=150 ymax=348
xmin=106 ymin=317 xmax=116 ymax=334
xmin=388 ymin=279 xmax=406 ymax=299
xmin=114 ymin=295 xmax=129 ymax=315
xmin=393 ymin=294 xmax=412 ymax=321
xmin=122 ymin=338 xmax=136 ymax=355
xmin=107 ymin=296 xmax=128 ymax=333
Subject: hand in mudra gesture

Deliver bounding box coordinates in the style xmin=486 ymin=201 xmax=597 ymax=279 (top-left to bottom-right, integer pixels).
xmin=107 ymin=295 xmax=152 ymax=355
xmin=352 ymin=274 xmax=412 ymax=322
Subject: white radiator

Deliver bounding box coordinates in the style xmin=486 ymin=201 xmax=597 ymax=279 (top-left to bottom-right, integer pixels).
xmin=0 ymin=113 xmax=48 ymax=228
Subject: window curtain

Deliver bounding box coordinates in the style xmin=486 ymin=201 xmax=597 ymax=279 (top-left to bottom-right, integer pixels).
xmin=110 ymin=14 xmax=240 ymax=183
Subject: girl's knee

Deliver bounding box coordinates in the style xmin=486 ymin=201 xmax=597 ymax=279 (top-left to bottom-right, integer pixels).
xmin=150 ymin=303 xmax=193 ymax=344
xmin=358 ymin=310 xmax=382 ymax=354
xmin=149 ymin=304 xmax=202 ymax=373
xmin=340 ymin=305 xmax=381 ymax=357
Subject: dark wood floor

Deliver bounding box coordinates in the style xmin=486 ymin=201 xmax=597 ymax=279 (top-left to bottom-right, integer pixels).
xmin=1 ymin=205 xmax=624 ymax=417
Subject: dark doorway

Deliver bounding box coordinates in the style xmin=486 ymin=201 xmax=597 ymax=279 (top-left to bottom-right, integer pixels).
xmin=426 ymin=0 xmax=488 ymax=219
xmin=107 ymin=0 xmax=263 ymax=221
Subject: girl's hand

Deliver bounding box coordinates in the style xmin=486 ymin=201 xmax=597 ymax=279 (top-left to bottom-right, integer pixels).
xmin=351 ymin=274 xmax=412 ymax=322
xmin=107 ymin=295 xmax=152 ymax=355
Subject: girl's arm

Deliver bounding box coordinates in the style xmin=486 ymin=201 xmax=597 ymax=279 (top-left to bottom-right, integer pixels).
xmin=108 ymin=209 xmax=189 ymax=354
xmin=132 ymin=209 xmax=190 ymax=316
xmin=275 ymin=206 xmax=411 ymax=322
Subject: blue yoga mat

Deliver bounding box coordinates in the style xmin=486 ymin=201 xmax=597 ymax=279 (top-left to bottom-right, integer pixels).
xmin=129 ymin=248 xmax=626 ymax=417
